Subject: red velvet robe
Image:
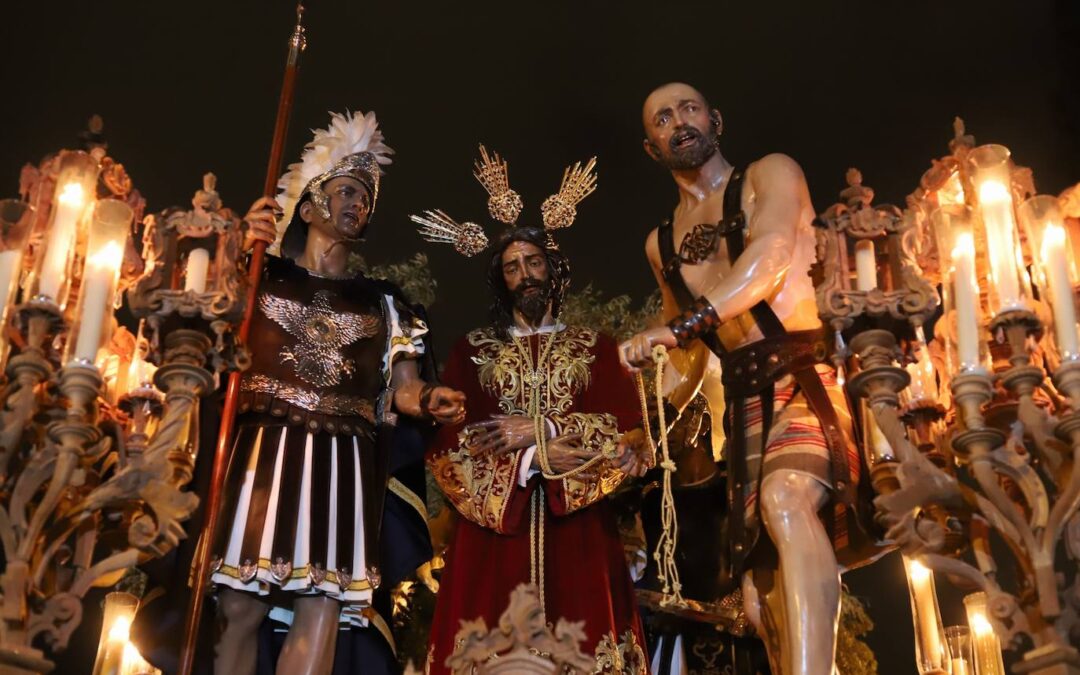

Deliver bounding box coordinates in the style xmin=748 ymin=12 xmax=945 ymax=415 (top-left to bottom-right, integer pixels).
xmin=427 ymin=325 xmax=648 ymax=674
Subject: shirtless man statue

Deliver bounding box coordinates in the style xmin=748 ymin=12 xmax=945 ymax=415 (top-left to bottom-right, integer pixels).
xmin=620 ymin=82 xmax=871 ymax=675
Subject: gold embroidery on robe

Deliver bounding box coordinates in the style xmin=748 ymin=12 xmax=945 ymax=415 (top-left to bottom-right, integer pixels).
xmin=548 ymin=412 xmax=625 ymax=513
xmin=468 ymin=326 xmax=598 ymax=414
xmin=429 ymin=429 xmax=521 ymax=532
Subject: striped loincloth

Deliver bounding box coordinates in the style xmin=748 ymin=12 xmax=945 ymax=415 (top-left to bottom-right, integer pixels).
xmin=735 ymin=364 xmax=860 ymax=523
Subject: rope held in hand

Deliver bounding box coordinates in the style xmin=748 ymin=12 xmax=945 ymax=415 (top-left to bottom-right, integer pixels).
xmin=635 ymin=344 xmax=685 ymax=608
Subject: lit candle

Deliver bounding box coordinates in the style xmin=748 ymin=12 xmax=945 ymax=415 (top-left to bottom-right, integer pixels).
xmin=184 ymin=248 xmax=210 ymax=293
xmin=906 ymin=557 xmax=946 ymax=673
xmin=73 ymin=241 xmax=124 ymax=363
xmin=854 ymin=240 xmax=877 ymax=291
xmin=964 ymin=593 xmax=1006 ymax=675
xmin=945 ymin=625 xmax=973 ymax=675
xmin=39 ymin=182 xmax=85 ymax=302
xmin=977 ymin=180 xmax=1024 ymax=313
xmin=0 ymin=250 xmax=22 ymax=320
xmin=98 ymin=615 xmax=130 ymax=675
xmin=952 ymin=232 xmax=981 ymax=370
xmin=1041 ymin=223 xmax=1080 ymax=358
xmin=120 ymin=641 xmax=160 ymax=675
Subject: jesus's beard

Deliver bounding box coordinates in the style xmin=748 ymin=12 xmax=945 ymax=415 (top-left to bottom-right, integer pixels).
xmin=512 ymin=280 xmax=552 ymax=327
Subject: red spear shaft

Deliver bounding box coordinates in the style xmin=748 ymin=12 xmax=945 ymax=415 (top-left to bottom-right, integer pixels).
xmin=178 ymin=5 xmax=307 ymax=673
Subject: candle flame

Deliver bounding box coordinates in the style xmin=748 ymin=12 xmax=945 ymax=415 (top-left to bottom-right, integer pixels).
xmin=108 ymin=615 xmax=131 ymax=642
xmin=907 ymin=558 xmax=931 ymax=583
xmin=977 ymin=180 xmax=1010 ymax=205
xmin=1042 ymin=222 xmax=1067 ymax=262
xmin=89 ymin=240 xmax=125 ymax=272
xmin=58 ymin=182 xmax=85 ymax=207
xmin=952 ymin=232 xmax=975 ymax=259
xmin=970 ymin=611 xmax=993 ymax=637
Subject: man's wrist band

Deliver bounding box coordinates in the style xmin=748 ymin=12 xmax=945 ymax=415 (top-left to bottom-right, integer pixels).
xmin=667 ymin=297 xmax=721 ymax=347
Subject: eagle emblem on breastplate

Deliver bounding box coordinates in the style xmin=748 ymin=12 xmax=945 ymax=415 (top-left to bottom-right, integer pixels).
xmin=259 ymin=290 xmax=381 ymax=387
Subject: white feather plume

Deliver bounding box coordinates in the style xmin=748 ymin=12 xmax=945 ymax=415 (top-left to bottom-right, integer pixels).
xmin=271 ymin=110 xmax=393 ymax=253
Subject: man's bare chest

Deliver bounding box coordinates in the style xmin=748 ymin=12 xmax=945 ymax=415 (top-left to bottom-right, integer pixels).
xmin=671 ymin=197 xmax=750 ymax=294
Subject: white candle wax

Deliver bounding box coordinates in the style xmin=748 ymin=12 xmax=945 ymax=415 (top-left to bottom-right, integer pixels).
xmin=854 ymin=240 xmax=877 ymax=291
xmin=1041 ymin=224 xmax=1080 ymax=358
xmin=184 ymin=248 xmax=210 ymax=293
xmin=978 ymin=181 xmax=1023 ymax=312
xmin=39 ymin=183 xmax=85 ymax=302
xmin=908 ymin=559 xmax=945 ymax=671
xmin=952 ymin=233 xmax=981 ymax=369
xmin=73 ymin=242 xmax=123 ymax=363
xmin=0 ymin=250 xmax=22 ymax=320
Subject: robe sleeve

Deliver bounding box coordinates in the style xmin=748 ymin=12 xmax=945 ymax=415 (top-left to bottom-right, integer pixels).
xmin=544 ymin=333 xmax=642 ymax=516
xmin=426 ymin=337 xmax=531 ymax=534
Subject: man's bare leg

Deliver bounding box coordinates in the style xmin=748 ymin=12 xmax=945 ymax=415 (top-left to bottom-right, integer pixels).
xmin=758 ymin=470 xmax=839 ymax=675
xmin=215 ymin=588 xmax=270 ymax=675
xmin=276 ymin=595 xmax=340 ymax=675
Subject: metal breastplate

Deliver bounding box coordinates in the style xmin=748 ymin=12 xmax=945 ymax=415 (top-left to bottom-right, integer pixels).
xmin=240 ymin=256 xmax=389 ymax=430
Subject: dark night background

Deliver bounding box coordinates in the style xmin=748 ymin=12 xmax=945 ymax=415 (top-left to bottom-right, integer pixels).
xmin=2 ymin=1 xmax=1078 ymax=673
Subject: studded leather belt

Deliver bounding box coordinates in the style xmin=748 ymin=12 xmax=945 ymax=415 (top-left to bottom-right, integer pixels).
xmin=238 ymin=373 xmax=376 ymax=435
xmin=719 ymin=328 xmax=828 ymax=397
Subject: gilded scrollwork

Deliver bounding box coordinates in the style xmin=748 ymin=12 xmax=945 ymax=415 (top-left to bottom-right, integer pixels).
xmin=447 ymin=583 xmax=595 ymax=674
xmin=591 ymin=629 xmax=647 ymax=675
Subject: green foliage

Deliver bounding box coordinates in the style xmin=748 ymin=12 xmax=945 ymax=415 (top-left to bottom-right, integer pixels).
xmin=838 ymin=588 xmax=878 ymax=675
xmin=348 ymin=252 xmax=438 ymax=308
xmin=558 ymin=284 xmax=662 ymax=341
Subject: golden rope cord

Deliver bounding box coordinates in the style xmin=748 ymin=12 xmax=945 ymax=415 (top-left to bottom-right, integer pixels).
xmin=635 ymin=345 xmax=686 ymax=608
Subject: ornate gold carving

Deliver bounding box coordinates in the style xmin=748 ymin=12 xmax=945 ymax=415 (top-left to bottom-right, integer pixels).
xmin=241 ymin=373 xmax=375 ymax=421
xmin=815 ymin=168 xmax=940 ymax=333
xmin=448 ymin=583 xmax=595 ymax=674
xmin=259 ymin=289 xmax=381 ymax=387
xmin=468 ymin=326 xmax=598 ymax=415
xmin=591 ymin=629 xmax=647 ymax=674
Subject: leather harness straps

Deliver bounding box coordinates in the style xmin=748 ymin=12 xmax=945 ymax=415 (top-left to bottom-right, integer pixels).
xmin=656 ymin=167 xmax=855 ymax=574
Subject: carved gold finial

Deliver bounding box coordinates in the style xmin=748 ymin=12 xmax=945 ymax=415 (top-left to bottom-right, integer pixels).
xmin=841 ymin=167 xmax=874 ymax=208
xmin=290 ymin=2 xmax=308 ymax=52
xmin=410 ymin=209 xmax=489 ymax=257
xmin=193 ymin=172 xmax=222 ymax=213
xmin=949 ymin=116 xmax=975 ymax=152
xmin=473 ymin=145 xmax=523 ymax=225
xmin=541 ymin=157 xmax=597 ymax=230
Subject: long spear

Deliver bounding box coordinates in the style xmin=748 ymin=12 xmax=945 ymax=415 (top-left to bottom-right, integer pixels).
xmin=178 ymin=5 xmax=307 ymax=673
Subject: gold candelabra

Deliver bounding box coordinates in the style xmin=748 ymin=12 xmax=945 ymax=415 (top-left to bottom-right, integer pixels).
xmin=0 ymin=129 xmax=248 ymax=675
xmin=817 ymin=119 xmax=1080 ymax=675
